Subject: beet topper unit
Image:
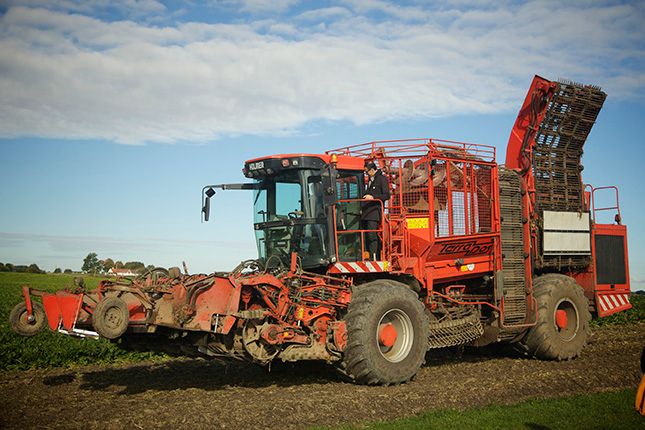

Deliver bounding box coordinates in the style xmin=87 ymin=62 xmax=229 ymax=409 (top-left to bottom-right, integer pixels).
xmin=11 ymin=76 xmax=630 ymax=385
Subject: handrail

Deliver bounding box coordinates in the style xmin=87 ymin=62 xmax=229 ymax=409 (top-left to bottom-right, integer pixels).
xmin=587 ymin=185 xmax=621 ymax=223
xmin=326 ymin=138 xmax=496 ymax=163
xmin=333 ymin=198 xmax=386 ymax=261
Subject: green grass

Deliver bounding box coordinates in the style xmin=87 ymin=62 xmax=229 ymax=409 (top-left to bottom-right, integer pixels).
xmin=317 ymin=389 xmax=644 ymax=430
xmin=0 ymin=272 xmax=165 ymax=371
xmin=591 ymin=294 xmax=645 ymax=327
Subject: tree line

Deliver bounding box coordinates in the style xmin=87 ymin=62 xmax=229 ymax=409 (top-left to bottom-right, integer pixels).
xmin=0 ymin=262 xmax=50 ymax=273
xmin=0 ymin=253 xmax=160 ymax=276
xmin=82 ymin=252 xmax=159 ymax=275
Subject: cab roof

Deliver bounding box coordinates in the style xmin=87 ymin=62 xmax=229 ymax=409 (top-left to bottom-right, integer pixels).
xmin=245 ymin=153 xmax=365 ymax=171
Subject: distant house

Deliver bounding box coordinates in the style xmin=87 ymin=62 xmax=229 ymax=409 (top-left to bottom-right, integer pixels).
xmin=107 ymin=268 xmax=138 ymax=277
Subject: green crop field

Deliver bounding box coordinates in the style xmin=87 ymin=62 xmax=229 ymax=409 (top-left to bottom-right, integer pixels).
xmin=0 ymin=272 xmax=165 ymax=370
xmin=1 ymin=272 xmax=643 ymax=371
xmin=591 ymin=294 xmax=645 ymax=326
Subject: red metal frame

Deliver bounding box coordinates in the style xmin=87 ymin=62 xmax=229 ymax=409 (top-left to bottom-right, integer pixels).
xmin=328 ymin=138 xmax=496 ymax=164
xmin=571 ymin=183 xmax=630 ymax=316
xmin=571 ymin=222 xmax=631 ymax=316
xmin=505 ymin=75 xmax=557 ymax=171
xmin=504 ymin=77 xmax=631 ymax=320
xmin=327 ymin=138 xmax=513 ymax=321
xmin=21 ymin=286 xmax=33 ymax=317
xmin=332 ymin=198 xmax=386 ymax=262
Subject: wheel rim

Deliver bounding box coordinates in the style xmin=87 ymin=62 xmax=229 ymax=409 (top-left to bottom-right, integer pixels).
xmin=20 ymin=311 xmax=36 ymax=325
xmin=19 ymin=311 xmax=39 ymax=329
xmin=242 ymin=321 xmax=279 ymax=363
xmin=553 ymin=298 xmax=579 ymax=342
xmin=105 ymin=306 xmax=125 ymax=330
xmin=376 ymin=308 xmax=414 ymax=363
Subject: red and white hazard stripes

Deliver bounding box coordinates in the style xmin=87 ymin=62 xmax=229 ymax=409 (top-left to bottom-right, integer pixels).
xmin=595 ymin=292 xmax=632 ymax=317
xmin=330 ymin=261 xmax=388 ymax=274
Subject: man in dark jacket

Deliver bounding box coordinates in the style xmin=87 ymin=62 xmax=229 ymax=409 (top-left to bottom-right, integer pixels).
xmin=361 ymin=161 xmax=390 ymax=260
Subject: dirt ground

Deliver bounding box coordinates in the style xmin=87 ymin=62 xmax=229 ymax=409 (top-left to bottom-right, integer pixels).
xmin=0 ymin=323 xmax=643 ymax=430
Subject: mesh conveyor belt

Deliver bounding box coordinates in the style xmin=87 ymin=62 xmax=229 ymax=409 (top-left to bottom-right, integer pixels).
xmin=533 ymin=81 xmax=606 ymax=212
xmin=499 ymin=168 xmax=529 ymax=335
xmin=534 ymin=80 xmax=605 ymax=269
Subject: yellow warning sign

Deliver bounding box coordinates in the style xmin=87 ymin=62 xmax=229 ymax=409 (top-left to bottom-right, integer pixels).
xmin=459 ymin=263 xmax=476 ymax=272
xmin=406 ymin=217 xmax=429 ymax=229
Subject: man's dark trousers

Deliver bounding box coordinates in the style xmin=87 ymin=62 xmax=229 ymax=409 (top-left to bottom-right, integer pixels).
xmin=362 ymin=219 xmax=380 ymax=259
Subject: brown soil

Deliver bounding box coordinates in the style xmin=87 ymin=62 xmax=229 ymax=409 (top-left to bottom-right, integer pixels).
xmin=0 ymin=323 xmax=643 ymax=430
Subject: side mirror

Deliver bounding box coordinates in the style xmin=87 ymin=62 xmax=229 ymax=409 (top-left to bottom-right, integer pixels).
xmin=202 ymin=188 xmax=216 ymax=221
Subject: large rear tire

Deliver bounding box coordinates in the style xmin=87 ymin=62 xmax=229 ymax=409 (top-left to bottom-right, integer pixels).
xmin=340 ymin=281 xmax=428 ymax=385
xmin=518 ymin=274 xmax=591 ymax=360
xmin=10 ymin=302 xmax=46 ymax=336
xmin=92 ymin=296 xmax=129 ymax=339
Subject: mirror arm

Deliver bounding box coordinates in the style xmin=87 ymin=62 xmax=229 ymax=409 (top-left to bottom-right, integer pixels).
xmin=201 ymin=183 xmax=258 ymax=222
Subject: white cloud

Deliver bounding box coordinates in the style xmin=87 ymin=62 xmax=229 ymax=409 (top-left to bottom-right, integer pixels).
xmin=295 ymin=7 xmax=353 ymax=22
xmin=340 ymin=0 xmax=431 ymax=21
xmin=224 ymin=0 xmax=299 ymax=14
xmin=1 ymin=0 xmax=166 ymax=16
xmin=0 ymin=1 xmax=643 ymax=144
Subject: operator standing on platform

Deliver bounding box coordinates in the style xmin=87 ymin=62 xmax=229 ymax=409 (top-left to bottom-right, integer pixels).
xmin=361 ymin=161 xmax=390 ymax=260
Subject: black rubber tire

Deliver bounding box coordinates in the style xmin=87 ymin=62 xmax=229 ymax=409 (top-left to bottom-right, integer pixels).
xmin=365 ymin=278 xmax=422 ymax=294
xmin=92 ymin=296 xmax=130 ymax=339
xmin=340 ymin=281 xmax=429 ymax=385
xmin=9 ymin=302 xmax=46 ymax=336
xmin=517 ymin=274 xmax=591 ymax=360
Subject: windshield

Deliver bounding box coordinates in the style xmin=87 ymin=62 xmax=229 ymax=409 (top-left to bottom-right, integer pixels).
xmin=253 ymin=169 xmax=329 ymax=269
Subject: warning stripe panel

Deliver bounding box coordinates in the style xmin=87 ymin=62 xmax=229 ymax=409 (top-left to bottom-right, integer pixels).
xmin=329 ymin=261 xmax=387 ymax=274
xmin=348 ymin=262 xmax=363 ymax=272
xmin=595 ymin=293 xmax=631 ymax=318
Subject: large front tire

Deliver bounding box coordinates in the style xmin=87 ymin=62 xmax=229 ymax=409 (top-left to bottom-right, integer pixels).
xmin=518 ymin=274 xmax=591 ymax=360
xmin=341 ymin=281 xmax=429 ymax=385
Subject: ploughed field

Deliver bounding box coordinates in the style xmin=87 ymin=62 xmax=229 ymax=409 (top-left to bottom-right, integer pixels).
xmin=0 ymin=273 xmax=643 ymax=429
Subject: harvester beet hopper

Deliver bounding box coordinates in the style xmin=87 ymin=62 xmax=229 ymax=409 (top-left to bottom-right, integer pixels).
xmin=11 ymin=76 xmax=631 ymax=385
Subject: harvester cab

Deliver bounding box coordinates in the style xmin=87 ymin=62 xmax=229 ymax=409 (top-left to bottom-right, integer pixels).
xmin=203 ymin=153 xmax=369 ymax=271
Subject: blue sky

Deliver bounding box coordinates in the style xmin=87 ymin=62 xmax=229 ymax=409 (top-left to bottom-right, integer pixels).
xmin=0 ymin=0 xmax=643 ymax=289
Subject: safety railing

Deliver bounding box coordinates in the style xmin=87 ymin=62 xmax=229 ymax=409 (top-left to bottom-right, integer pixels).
xmin=333 ymin=198 xmax=387 ymax=261
xmin=586 ymin=185 xmax=622 ymax=224
xmin=326 ymin=138 xmax=496 ymax=164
